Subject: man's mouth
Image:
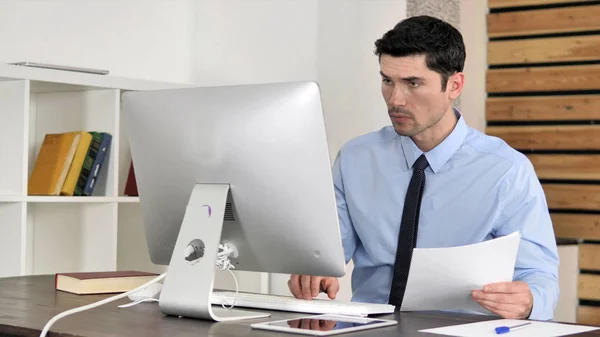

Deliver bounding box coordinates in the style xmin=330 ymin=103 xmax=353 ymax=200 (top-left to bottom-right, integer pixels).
xmin=390 ymin=115 xmax=412 ymax=123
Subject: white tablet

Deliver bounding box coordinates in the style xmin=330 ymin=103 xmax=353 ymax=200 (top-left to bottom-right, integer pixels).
xmin=250 ymin=314 xmax=397 ymax=336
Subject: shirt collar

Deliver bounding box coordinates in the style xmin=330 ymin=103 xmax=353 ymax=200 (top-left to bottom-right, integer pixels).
xmin=400 ymin=107 xmax=468 ymax=173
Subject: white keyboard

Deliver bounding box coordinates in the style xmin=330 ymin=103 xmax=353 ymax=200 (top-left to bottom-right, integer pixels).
xmin=210 ymin=291 xmax=395 ymax=316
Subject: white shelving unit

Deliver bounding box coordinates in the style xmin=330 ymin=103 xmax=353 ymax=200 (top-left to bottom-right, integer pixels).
xmin=0 ymin=64 xmax=185 ymax=277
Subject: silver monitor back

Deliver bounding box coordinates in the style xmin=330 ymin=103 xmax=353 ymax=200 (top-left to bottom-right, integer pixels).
xmin=122 ymin=81 xmax=346 ymax=278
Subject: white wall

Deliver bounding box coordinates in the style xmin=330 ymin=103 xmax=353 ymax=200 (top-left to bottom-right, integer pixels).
xmin=193 ymin=0 xmax=319 ymax=87
xmin=192 ymin=0 xmax=407 ymax=300
xmin=317 ymin=0 xmax=406 ymax=160
xmin=459 ymin=0 xmax=487 ymax=132
xmin=0 ymin=0 xmax=195 ymax=84
xmin=192 ymin=0 xmax=320 ymax=295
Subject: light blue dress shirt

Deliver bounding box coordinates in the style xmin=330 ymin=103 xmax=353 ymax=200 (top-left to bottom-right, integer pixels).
xmin=332 ymin=109 xmax=559 ymax=321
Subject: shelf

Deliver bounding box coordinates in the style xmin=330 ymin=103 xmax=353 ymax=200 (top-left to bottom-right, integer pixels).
xmin=117 ymin=196 xmax=140 ymax=203
xmin=0 ymin=68 xmax=175 ymax=278
xmin=0 ymin=64 xmax=187 ymax=93
xmin=0 ymin=196 xmax=23 ymax=203
xmin=0 ymin=196 xmax=140 ymax=203
xmin=27 ymin=196 xmax=115 ymax=203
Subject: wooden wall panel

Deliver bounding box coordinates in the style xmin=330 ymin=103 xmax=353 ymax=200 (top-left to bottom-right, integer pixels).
xmin=579 ymin=244 xmax=600 ymax=271
xmin=552 ymin=214 xmax=600 ymax=240
xmin=486 ymin=125 xmax=600 ymax=150
xmin=486 ymin=1 xmax=600 ymax=324
xmin=578 ymin=274 xmax=600 ymax=300
xmin=543 ymin=184 xmax=600 ymax=210
xmin=578 ymin=306 xmax=600 ymax=326
xmin=488 ymin=5 xmax=600 ymax=38
xmin=528 ymin=155 xmax=600 ymax=180
xmin=488 ymin=35 xmax=600 ymax=65
xmin=486 ymin=96 xmax=600 ymax=121
xmin=487 ymin=65 xmax=600 ymax=93
xmin=489 ymin=0 xmax=589 ymax=8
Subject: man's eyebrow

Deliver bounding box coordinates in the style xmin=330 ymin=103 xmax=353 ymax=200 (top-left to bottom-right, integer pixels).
xmin=379 ymin=72 xmax=425 ymax=82
xmin=379 ymin=71 xmax=390 ymax=78
xmin=401 ymin=76 xmax=425 ymax=82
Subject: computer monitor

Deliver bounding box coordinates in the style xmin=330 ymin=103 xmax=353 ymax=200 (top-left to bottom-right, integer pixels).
xmin=121 ymin=81 xmax=346 ymax=321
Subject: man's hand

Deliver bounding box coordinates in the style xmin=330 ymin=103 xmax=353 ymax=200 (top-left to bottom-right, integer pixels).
xmin=472 ymin=281 xmax=533 ymax=319
xmin=287 ymin=318 xmax=337 ymax=331
xmin=288 ymin=274 xmax=339 ymax=300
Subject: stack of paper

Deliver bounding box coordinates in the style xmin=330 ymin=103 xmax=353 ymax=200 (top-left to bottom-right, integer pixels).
xmin=401 ymin=231 xmax=521 ymax=314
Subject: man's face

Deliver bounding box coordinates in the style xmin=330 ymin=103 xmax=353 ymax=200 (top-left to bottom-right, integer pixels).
xmin=380 ymin=54 xmax=454 ymax=137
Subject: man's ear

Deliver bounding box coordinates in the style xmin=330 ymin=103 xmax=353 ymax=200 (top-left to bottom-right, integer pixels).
xmin=448 ymin=72 xmax=464 ymax=100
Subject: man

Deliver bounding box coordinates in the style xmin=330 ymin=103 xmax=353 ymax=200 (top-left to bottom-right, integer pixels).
xmin=288 ymin=15 xmax=559 ymax=321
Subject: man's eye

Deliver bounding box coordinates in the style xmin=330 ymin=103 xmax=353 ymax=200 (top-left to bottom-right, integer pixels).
xmin=382 ymin=78 xmax=392 ymax=85
xmin=409 ymin=82 xmax=420 ymax=88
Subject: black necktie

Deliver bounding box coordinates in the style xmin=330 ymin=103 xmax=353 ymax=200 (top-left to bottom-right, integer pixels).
xmin=389 ymin=154 xmax=429 ymax=307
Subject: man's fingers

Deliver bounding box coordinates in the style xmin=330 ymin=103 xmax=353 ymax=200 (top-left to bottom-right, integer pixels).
xmin=289 ymin=275 xmax=303 ymax=299
xmin=483 ymin=281 xmax=528 ymax=294
xmin=301 ymin=319 xmax=311 ymax=330
xmin=472 ymin=290 xmax=526 ymax=305
xmin=290 ymin=275 xmax=338 ymax=301
xmin=301 ymin=275 xmax=313 ymax=300
xmin=476 ymin=299 xmax=526 ymax=319
xmin=323 ymin=278 xmax=339 ymax=299
xmin=311 ymin=277 xmax=322 ymax=298
xmin=477 ymin=301 xmax=521 ymax=319
xmin=475 ymin=299 xmax=523 ymax=313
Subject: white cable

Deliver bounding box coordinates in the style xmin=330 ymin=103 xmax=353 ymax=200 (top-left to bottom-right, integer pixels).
xmin=39 ymin=273 xmax=167 ymax=337
xmin=216 ymin=243 xmax=239 ymax=309
xmin=117 ymin=244 xmax=239 ymax=310
xmin=117 ymin=297 xmax=159 ymax=308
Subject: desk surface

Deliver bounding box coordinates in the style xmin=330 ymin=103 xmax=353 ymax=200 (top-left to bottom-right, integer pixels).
xmin=0 ymin=275 xmax=598 ymax=337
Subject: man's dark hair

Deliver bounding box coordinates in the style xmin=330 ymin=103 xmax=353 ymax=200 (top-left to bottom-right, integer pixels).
xmin=374 ymin=15 xmax=465 ymax=91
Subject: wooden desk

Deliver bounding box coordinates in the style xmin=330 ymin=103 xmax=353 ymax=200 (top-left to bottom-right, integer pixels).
xmin=0 ymin=275 xmax=597 ymax=337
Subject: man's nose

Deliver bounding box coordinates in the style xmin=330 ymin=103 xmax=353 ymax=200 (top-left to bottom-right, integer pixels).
xmin=388 ymin=87 xmax=407 ymax=107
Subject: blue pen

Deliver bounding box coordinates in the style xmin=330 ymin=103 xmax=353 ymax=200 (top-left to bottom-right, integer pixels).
xmin=495 ymin=322 xmax=532 ymax=334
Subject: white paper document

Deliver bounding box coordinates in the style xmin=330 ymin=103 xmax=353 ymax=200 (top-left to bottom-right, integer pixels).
xmin=420 ymin=319 xmax=598 ymax=337
xmin=400 ymin=231 xmax=521 ymax=313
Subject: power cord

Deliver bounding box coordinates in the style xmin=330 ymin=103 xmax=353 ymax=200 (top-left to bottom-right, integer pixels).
xmin=118 ymin=243 xmax=239 ymax=311
xmin=40 ymin=243 xmax=239 ymax=336
xmin=215 ymin=243 xmax=239 ymax=310
xmin=39 ymin=273 xmax=167 ymax=337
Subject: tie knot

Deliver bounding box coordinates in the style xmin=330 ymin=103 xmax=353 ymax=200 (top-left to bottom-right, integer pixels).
xmin=413 ymin=154 xmax=429 ymax=171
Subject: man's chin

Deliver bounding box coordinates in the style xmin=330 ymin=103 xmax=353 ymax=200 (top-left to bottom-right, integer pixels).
xmin=392 ymin=125 xmax=418 ymax=137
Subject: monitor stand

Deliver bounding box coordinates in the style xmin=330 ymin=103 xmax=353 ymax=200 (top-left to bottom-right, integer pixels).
xmin=159 ymin=183 xmax=271 ymax=321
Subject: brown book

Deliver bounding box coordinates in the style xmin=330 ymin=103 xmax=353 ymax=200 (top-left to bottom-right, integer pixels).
xmin=28 ymin=132 xmax=82 ymax=195
xmin=55 ymin=271 xmax=158 ymax=295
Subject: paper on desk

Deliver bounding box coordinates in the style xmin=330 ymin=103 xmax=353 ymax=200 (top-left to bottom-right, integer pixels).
xmin=420 ymin=319 xmax=598 ymax=337
xmin=400 ymin=231 xmax=520 ymax=314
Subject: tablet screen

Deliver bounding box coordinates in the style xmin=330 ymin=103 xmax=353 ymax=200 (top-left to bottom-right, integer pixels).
xmin=265 ymin=316 xmax=385 ymax=332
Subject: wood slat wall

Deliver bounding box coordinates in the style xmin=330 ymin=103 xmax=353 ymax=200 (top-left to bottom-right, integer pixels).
xmin=487 ymin=65 xmax=600 ymax=93
xmin=486 ymin=0 xmax=600 ymax=324
xmin=487 ymin=96 xmax=600 ymax=121
xmin=578 ymin=306 xmax=600 ymax=325
xmin=486 ymin=125 xmax=600 ymax=150
xmin=543 ymin=184 xmax=600 ymax=210
xmin=579 ymin=244 xmax=600 ymax=271
xmin=552 ymin=214 xmax=600 ymax=240
xmin=488 ymin=5 xmax=600 ymax=38
xmin=488 ymin=35 xmax=600 ymax=65
xmin=528 ymin=155 xmax=600 ymax=180
xmin=489 ymin=0 xmax=588 ymax=8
